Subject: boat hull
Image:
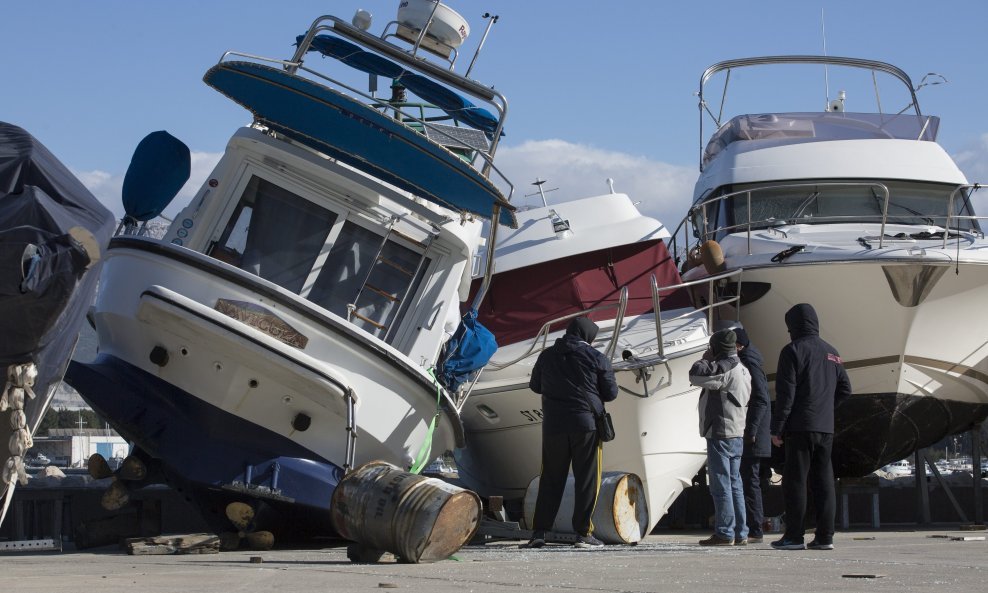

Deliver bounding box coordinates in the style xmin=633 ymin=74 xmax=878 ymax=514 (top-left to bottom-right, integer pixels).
xmin=65 ymin=239 xmax=463 ymax=536
xmin=455 ymin=330 xmax=706 ymax=533
xmin=703 ymin=259 xmax=988 ymax=475
xmin=66 ymin=355 xmax=342 ymax=537
xmin=0 ymin=122 xmax=114 ymax=523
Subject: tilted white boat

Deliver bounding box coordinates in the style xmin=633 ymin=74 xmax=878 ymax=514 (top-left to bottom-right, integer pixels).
xmin=454 ymin=188 xmax=739 ymax=533
xmin=675 ymin=56 xmax=988 ymax=476
xmin=65 ymin=3 xmax=517 ymax=539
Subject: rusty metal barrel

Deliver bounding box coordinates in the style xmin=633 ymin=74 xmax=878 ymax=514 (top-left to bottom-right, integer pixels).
xmin=330 ymin=460 xmax=482 ymax=563
xmin=523 ymin=471 xmax=649 ymax=544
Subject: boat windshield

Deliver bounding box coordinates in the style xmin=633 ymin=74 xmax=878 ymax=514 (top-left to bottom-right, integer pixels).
xmin=208 ymin=175 xmax=430 ymax=344
xmin=696 ymin=179 xmax=980 ymax=239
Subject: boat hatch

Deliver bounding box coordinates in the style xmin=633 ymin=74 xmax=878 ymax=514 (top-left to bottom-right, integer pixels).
xmin=208 ymin=175 xmax=432 ymax=344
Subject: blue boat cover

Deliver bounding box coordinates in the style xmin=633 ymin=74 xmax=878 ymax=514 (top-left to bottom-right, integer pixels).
xmin=204 ymin=61 xmax=516 ymax=227
xmin=298 ymin=35 xmax=502 ymax=138
xmin=437 ymin=308 xmax=497 ymax=393
xmin=396 ymin=73 xmax=501 ymax=137
xmin=122 ymin=131 xmax=191 ymax=222
xmin=304 ymin=35 xmax=405 ymax=79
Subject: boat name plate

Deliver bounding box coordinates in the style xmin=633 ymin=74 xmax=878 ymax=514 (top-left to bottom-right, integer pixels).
xmin=215 ymin=299 xmax=309 ymax=349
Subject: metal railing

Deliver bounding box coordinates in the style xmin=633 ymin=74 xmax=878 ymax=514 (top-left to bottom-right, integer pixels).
xmin=670 ymin=181 xmax=988 ymax=260
xmin=289 ymin=15 xmax=509 ymax=170
xmin=217 ymin=50 xmax=515 ymax=205
xmin=485 ymin=265 xmax=745 ymax=375
xmin=650 ymin=268 xmax=743 ymax=359
xmin=343 ymin=388 xmax=357 ymax=473
xmin=697 ymin=56 xmax=922 ymax=171
xmin=486 ymin=287 xmax=629 ymax=371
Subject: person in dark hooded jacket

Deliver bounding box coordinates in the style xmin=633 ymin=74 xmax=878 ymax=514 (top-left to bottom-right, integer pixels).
xmin=770 ymin=303 xmax=851 ymax=551
xmin=523 ymin=317 xmax=618 ymax=549
xmin=729 ymin=324 xmax=771 ymax=544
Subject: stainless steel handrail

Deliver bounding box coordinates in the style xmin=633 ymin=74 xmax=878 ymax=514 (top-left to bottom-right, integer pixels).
xmin=650 ymin=269 xmax=744 ymax=359
xmin=945 ymin=184 xmax=985 ymax=244
xmin=697 ymin=56 xmax=921 ymax=171
xmin=216 ymin=50 xmax=515 ymax=204
xmin=487 ymin=265 xmax=744 ymax=374
xmin=688 ymin=182 xmax=890 ymax=250
xmin=945 ymin=184 xmax=986 ymax=267
xmin=672 ymin=181 xmax=988 ymax=267
xmin=343 ymin=387 xmax=357 ymax=473
xmin=486 ymin=286 xmax=629 ymax=371
xmin=290 ymin=14 xmax=511 ymax=167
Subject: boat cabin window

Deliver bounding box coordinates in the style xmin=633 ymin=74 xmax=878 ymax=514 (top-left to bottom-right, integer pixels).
xmin=209 ymin=175 xmax=430 ymax=344
xmin=307 ymin=220 xmax=430 ymax=341
xmin=213 ymin=176 xmax=338 ymax=292
xmin=697 ymin=180 xmax=980 ymax=240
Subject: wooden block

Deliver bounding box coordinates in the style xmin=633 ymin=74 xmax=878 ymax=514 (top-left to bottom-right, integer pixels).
xmin=124 ymin=533 xmax=221 ymax=555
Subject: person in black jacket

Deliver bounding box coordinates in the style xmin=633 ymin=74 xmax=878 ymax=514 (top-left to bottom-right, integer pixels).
xmin=770 ymin=303 xmax=852 ymax=551
xmin=733 ymin=324 xmax=771 ymax=544
xmin=523 ymin=317 xmax=618 ymax=549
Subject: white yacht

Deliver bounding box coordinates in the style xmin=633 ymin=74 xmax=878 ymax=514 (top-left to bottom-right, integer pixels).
xmin=66 ymin=3 xmax=516 ymax=539
xmin=881 ymin=459 xmax=913 ymax=476
xmin=675 ymin=56 xmax=988 ymax=477
xmin=455 ymin=187 xmax=739 ymax=533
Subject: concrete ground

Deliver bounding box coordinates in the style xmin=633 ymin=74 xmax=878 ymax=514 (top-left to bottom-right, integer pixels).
xmin=1 ymin=528 xmax=985 ymax=592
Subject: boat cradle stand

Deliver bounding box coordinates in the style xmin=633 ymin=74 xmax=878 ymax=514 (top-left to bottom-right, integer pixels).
xmin=0 ymin=490 xmax=63 ymax=553
xmin=838 ymin=477 xmax=880 ymax=530
xmin=469 ymin=496 xmax=579 ymax=545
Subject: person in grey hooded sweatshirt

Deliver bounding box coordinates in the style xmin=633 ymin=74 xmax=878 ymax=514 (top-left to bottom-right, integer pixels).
xmin=690 ymin=329 xmax=752 ymax=546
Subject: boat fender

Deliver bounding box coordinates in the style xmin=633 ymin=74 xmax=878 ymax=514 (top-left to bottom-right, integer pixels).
xmin=699 ymin=240 xmax=726 ymax=275
xmin=1 ymin=362 xmax=38 ymax=527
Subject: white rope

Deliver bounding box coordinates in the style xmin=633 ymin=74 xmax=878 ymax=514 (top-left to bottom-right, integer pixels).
xmin=1 ymin=362 xmax=38 ymax=526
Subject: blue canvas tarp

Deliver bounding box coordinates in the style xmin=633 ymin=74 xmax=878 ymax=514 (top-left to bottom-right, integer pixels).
xmin=438 ymin=308 xmax=497 ymax=393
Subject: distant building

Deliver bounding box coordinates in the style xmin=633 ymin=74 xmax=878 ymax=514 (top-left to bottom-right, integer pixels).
xmin=29 ymin=428 xmax=129 ymax=469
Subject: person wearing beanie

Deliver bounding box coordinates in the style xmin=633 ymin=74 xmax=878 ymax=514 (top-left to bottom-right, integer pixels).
xmin=689 ymin=328 xmax=752 ymax=546
xmin=732 ymin=324 xmax=772 ymax=544
xmin=523 ymin=316 xmax=618 ymax=549
xmin=770 ymin=303 xmax=852 ymax=551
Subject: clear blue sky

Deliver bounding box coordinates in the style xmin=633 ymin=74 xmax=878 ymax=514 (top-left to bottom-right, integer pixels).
xmin=4 ymin=1 xmax=988 ymax=225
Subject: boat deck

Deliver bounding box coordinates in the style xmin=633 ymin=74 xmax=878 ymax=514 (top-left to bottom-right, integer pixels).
xmin=2 ymin=529 xmax=985 ymax=592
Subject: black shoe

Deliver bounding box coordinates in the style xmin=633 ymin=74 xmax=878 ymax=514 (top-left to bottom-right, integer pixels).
xmin=747 ymin=536 xmax=764 ymax=544
xmin=698 ymin=534 xmax=734 ymax=546
xmin=520 ymin=531 xmax=545 ymax=549
xmin=734 ymin=538 xmax=748 ymax=546
xmin=574 ymin=534 xmax=604 ymax=548
xmin=807 ymin=539 xmax=834 ymax=550
xmin=770 ymin=537 xmax=805 ymax=550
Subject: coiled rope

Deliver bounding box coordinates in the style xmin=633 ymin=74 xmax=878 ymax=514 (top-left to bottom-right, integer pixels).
xmin=1 ymin=362 xmax=38 ymax=526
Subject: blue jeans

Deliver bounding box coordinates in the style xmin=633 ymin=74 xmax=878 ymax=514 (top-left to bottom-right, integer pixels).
xmin=706 ymin=437 xmax=747 ymax=541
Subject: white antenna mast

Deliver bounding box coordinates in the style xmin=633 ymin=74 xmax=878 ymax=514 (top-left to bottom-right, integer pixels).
xmin=821 ymin=8 xmax=830 ymax=110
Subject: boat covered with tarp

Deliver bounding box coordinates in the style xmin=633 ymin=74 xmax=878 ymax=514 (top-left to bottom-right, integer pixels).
xmin=0 ymin=121 xmax=114 ymax=526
